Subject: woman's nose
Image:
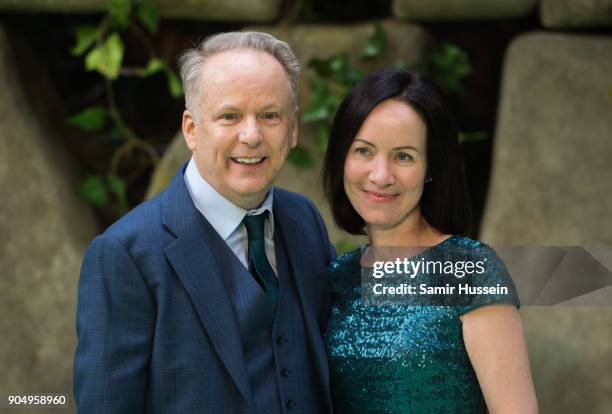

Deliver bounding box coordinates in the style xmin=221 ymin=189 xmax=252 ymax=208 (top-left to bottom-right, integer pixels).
xmin=368 ymin=158 xmax=395 ymax=187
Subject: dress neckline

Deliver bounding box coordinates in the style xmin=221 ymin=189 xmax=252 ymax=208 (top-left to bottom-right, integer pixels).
xmin=361 ymin=234 xmax=457 ymax=251
xmin=358 ymin=235 xmax=458 ymax=265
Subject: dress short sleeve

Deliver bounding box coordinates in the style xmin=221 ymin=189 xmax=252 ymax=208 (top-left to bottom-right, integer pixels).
xmin=455 ymin=243 xmax=520 ymax=316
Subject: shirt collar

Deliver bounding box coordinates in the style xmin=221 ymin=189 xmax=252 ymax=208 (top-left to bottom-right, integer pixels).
xmin=184 ymin=157 xmax=274 ymax=240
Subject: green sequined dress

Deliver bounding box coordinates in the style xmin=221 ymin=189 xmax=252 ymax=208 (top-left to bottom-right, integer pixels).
xmin=324 ymin=236 xmax=519 ymax=414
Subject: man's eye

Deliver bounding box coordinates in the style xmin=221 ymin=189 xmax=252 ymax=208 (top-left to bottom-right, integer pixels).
xmin=262 ymin=112 xmax=279 ymax=120
xmin=355 ymin=147 xmax=370 ymax=156
xmin=397 ymin=152 xmax=413 ymax=162
xmin=221 ymin=113 xmax=238 ymax=121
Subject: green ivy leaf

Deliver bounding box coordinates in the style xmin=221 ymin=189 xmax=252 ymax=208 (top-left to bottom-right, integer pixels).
xmin=360 ymin=22 xmax=386 ymax=60
xmin=71 ymin=25 xmax=99 ymax=57
xmin=143 ymin=58 xmax=164 ymax=76
xmin=85 ymin=33 xmax=125 ymax=80
xmin=79 ymin=175 xmax=108 ymax=208
xmin=107 ymin=0 xmax=132 ymax=28
xmin=288 ymin=146 xmax=314 ymax=168
xmin=459 ymin=131 xmax=488 ymax=143
xmin=137 ymin=0 xmax=160 ymax=33
xmin=68 ymin=106 xmax=107 ymax=131
xmin=106 ymin=174 xmax=128 ymax=208
xmin=164 ymin=68 xmax=183 ymax=97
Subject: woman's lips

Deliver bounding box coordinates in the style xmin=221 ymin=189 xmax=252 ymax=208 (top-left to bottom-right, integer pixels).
xmin=362 ymin=189 xmax=398 ymax=203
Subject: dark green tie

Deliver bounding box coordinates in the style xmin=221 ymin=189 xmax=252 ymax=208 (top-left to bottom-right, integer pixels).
xmin=243 ymin=213 xmax=279 ymax=306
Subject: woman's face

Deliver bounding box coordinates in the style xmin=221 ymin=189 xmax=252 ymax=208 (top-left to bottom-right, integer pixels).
xmin=343 ymin=99 xmax=428 ymax=233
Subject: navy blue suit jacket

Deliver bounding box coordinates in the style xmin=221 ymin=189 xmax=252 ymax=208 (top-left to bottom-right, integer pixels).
xmin=74 ymin=166 xmax=335 ymax=413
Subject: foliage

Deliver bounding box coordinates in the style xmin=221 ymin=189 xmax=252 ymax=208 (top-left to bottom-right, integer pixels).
xmin=287 ymin=146 xmax=315 ymax=168
xmin=295 ymin=22 xmax=386 ymax=165
xmin=360 ymin=22 xmax=386 ymax=60
xmin=69 ymin=0 xmax=183 ymax=211
xmin=296 ymin=25 xmax=484 ymax=167
xmin=84 ymin=33 xmax=125 ymax=80
xmin=429 ymin=42 xmax=473 ymax=95
xmin=69 ymin=106 xmax=107 ymax=131
xmin=80 ymin=174 xmax=129 ymax=214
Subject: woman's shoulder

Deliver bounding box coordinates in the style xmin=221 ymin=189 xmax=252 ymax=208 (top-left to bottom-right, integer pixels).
xmin=443 ymin=235 xmax=521 ymax=312
xmin=444 ymin=234 xmax=485 ymax=248
xmin=439 ymin=235 xmax=512 ymax=282
xmin=442 ymin=235 xmax=499 ymax=259
xmin=329 ymin=245 xmax=365 ymax=275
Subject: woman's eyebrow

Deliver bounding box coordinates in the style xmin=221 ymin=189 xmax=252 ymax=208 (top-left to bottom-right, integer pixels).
xmin=393 ymin=145 xmax=420 ymax=152
xmin=354 ymin=139 xmax=420 ymax=153
xmin=353 ymin=138 xmax=375 ymax=146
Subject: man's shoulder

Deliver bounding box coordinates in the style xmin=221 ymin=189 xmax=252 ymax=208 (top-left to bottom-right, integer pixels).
xmin=102 ymin=192 xmax=166 ymax=246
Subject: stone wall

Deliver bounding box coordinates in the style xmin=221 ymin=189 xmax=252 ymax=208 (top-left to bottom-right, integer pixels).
xmin=480 ymin=32 xmax=612 ymax=413
xmin=541 ymin=0 xmax=612 ymax=28
xmin=0 ymin=23 xmax=98 ymax=413
xmin=0 ymin=0 xmax=281 ymax=21
xmin=393 ymin=0 xmax=537 ymax=20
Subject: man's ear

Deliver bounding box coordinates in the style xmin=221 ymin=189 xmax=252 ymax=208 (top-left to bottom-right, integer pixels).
xmin=290 ymin=113 xmax=298 ymax=149
xmin=182 ymin=110 xmax=197 ymax=151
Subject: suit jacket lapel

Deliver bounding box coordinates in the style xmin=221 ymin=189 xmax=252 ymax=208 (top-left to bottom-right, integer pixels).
xmin=161 ymin=168 xmax=253 ymax=407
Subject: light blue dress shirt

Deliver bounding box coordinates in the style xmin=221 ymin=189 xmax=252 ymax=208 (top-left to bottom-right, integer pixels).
xmin=183 ymin=157 xmax=277 ymax=274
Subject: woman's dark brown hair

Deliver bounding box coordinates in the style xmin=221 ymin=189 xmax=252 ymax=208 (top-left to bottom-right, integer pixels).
xmin=322 ymin=68 xmax=472 ymax=236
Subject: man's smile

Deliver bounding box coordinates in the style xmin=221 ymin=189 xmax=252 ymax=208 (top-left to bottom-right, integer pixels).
xmin=231 ymin=156 xmax=266 ymax=165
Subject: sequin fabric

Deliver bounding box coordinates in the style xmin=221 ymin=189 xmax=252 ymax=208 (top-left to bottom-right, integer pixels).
xmin=324 ymin=236 xmax=519 ymax=414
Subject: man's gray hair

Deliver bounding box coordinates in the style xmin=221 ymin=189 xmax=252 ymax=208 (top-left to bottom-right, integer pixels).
xmin=178 ymin=31 xmax=300 ymax=119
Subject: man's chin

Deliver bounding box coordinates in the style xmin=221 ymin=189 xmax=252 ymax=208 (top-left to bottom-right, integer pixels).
xmin=227 ymin=182 xmax=274 ymax=208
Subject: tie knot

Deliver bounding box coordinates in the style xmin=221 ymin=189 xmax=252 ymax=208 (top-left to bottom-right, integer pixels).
xmin=244 ymin=213 xmax=266 ymax=241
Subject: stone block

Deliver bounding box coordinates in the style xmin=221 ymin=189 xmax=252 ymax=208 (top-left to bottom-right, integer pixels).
xmin=392 ymin=0 xmax=536 ymax=21
xmin=541 ymin=0 xmax=612 ymax=28
xmin=0 ymin=0 xmax=281 ymax=22
xmin=0 ymin=24 xmax=98 ymax=411
xmin=481 ymin=32 xmax=612 ymax=413
xmin=482 ymin=32 xmax=612 ymax=246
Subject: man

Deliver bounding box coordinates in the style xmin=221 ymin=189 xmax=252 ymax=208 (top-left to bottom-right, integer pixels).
xmin=74 ymin=32 xmax=335 ymax=413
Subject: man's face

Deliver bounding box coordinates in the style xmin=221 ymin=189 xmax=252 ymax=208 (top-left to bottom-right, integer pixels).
xmin=182 ymin=48 xmax=297 ymax=209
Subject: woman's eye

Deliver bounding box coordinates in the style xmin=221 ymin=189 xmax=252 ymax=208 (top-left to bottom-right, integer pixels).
xmin=397 ymin=152 xmax=413 ymax=162
xmin=356 ymin=147 xmax=370 ymax=156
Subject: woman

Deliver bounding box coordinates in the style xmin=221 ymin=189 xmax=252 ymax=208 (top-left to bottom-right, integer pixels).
xmin=322 ymin=68 xmax=538 ymax=413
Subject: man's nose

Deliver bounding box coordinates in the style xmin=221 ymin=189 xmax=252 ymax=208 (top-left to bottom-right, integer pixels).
xmin=368 ymin=157 xmax=395 ymax=188
xmin=238 ymin=116 xmax=262 ymax=147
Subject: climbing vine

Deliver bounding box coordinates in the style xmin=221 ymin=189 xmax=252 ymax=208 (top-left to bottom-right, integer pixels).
xmin=68 ymin=0 xmax=182 ymax=213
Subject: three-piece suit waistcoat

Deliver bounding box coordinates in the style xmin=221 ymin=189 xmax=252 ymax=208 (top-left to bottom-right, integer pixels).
xmin=216 ymin=221 xmax=323 ymax=414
